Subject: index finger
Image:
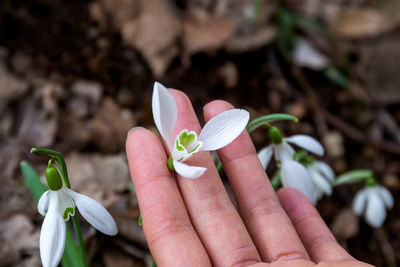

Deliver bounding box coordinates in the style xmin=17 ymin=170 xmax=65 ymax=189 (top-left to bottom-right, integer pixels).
xmin=126 ymin=128 xmax=211 ymax=266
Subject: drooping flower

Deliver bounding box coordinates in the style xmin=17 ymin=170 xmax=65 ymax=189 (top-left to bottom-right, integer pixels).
xmin=352 ymin=185 xmax=393 ymax=228
xmin=152 ymin=82 xmax=249 ymax=178
xmin=38 ymin=166 xmax=117 ymax=267
xmin=257 ymin=126 xmax=324 ymax=203
xmin=307 ymin=160 xmax=335 ymax=201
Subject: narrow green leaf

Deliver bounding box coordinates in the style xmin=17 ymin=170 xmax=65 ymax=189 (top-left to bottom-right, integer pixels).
xmin=332 ymin=169 xmax=374 ymax=186
xmin=138 ymin=215 xmax=142 ymax=226
xmin=61 ymin=229 xmax=83 ymax=267
xmin=21 ymin=161 xmax=48 ymax=203
xmin=323 ymin=67 xmax=349 ymax=89
xmin=128 ymin=184 xmax=135 ymax=192
xmin=247 ymin=114 xmax=298 ymax=133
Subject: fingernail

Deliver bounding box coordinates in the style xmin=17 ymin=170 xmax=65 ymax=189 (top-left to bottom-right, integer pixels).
xmin=127 ymin=126 xmax=144 ymax=136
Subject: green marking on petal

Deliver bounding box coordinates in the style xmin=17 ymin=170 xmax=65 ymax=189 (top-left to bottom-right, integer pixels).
xmin=179 ymin=131 xmax=196 ymax=148
xmin=63 ymin=207 xmax=75 ymax=220
xmin=176 ymin=140 xmax=184 ymax=151
xmin=191 ymin=143 xmax=201 ymax=153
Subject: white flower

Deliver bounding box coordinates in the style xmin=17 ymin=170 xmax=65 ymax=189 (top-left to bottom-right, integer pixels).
xmin=258 ymin=133 xmax=324 ymax=204
xmin=152 ymin=82 xmax=249 ymax=179
xmin=293 ymin=38 xmax=329 ymax=70
xmin=307 ymin=160 xmax=335 ymax=201
xmin=38 ymin=187 xmax=117 ymax=267
xmin=352 ymin=185 xmax=394 ymax=228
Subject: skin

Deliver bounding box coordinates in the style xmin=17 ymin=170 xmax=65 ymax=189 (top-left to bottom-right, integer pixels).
xmin=125 ymin=90 xmax=373 ymax=267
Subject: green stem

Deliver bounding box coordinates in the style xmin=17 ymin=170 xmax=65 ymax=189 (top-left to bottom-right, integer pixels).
xmin=271 ymin=170 xmax=282 ymax=190
xmin=31 ymin=147 xmax=70 ymax=187
xmin=216 ymin=162 xmax=223 ymax=173
xmin=246 ymin=114 xmax=298 ymax=133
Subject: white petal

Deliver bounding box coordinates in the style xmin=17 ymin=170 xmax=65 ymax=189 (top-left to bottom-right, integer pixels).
xmin=285 ymin=135 xmax=324 ymax=156
xmin=199 ymin=109 xmax=249 ymax=151
xmin=57 ymin=189 xmax=75 ymax=221
xmin=64 ymin=188 xmax=118 ymax=236
xmin=257 ymin=145 xmax=273 ymax=170
xmin=280 ymin=156 xmax=315 ymax=204
xmin=274 ymin=142 xmax=294 ymax=163
xmin=310 ymin=170 xmax=332 ymax=196
xmin=376 ymin=186 xmax=394 ymax=209
xmin=173 ymin=160 xmax=207 ymax=179
xmin=352 ymin=188 xmax=368 ymax=215
xmin=40 ymin=192 xmax=66 ymax=267
xmin=365 ymin=190 xmax=386 ymax=228
xmin=314 ymin=161 xmax=335 ymax=181
xmin=38 ymin=190 xmax=51 ymax=216
xmin=293 ymin=38 xmax=329 ymax=70
xmin=152 ymin=82 xmax=177 ymax=149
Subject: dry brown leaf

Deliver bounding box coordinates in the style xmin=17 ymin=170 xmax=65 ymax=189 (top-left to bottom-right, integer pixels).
xmin=0 ymin=62 xmax=28 ymax=112
xmin=183 ymin=12 xmax=235 ymax=55
xmin=332 ymin=1 xmax=400 ymax=39
xmin=226 ymin=26 xmax=276 ymax=53
xmin=65 ymin=152 xmax=131 ymax=207
xmin=358 ymin=37 xmax=400 ymax=105
xmin=103 ymin=248 xmax=143 ymax=267
xmin=0 ymin=214 xmax=40 ymax=253
xmin=91 ymin=97 xmax=136 ymax=153
xmin=330 ymin=208 xmax=359 ymax=240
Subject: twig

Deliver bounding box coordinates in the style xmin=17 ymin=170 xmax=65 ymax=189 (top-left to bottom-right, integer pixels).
xmin=321 ymin=109 xmax=400 ymax=154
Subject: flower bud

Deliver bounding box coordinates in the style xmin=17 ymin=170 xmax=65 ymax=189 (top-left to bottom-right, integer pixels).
xmin=269 ymin=126 xmax=283 ymax=144
xmin=366 ymin=176 xmax=377 ymax=187
xmin=45 ymin=166 xmax=63 ymax=191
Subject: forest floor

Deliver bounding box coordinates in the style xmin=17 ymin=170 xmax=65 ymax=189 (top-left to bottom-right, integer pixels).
xmin=0 ymin=0 xmax=399 ymax=266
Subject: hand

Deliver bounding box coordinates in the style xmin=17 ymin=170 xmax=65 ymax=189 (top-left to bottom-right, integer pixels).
xmin=126 ymin=90 xmax=372 ymax=267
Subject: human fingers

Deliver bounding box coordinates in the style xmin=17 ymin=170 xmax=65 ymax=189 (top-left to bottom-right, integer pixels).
xmin=170 ymin=90 xmax=261 ymax=266
xmin=203 ymin=100 xmax=309 ymax=262
xmin=277 ymin=188 xmax=354 ymax=263
xmin=126 ymin=128 xmax=211 ymax=266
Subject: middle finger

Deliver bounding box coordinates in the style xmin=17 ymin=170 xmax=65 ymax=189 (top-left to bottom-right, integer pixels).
xmin=170 ymin=90 xmax=261 ymax=267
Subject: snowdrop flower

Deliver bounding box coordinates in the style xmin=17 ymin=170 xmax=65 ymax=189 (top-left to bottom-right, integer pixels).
xmin=307 ymin=160 xmax=335 ymax=202
xmin=352 ymin=184 xmax=393 ymax=228
xmin=38 ymin=166 xmax=117 ymax=267
xmin=152 ymin=82 xmax=249 ymax=179
xmin=257 ymin=126 xmax=324 ymax=203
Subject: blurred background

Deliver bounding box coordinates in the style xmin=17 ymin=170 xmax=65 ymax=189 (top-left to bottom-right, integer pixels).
xmin=0 ymin=0 xmax=399 ymax=266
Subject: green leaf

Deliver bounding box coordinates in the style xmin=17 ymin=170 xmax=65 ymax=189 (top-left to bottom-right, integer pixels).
xmin=21 ymin=161 xmax=48 ymax=203
xmin=128 ymin=184 xmax=135 ymax=192
xmin=138 ymin=215 xmax=142 ymax=226
xmin=332 ymin=169 xmax=374 ymax=186
xmin=247 ymin=114 xmax=298 ymax=133
xmin=61 ymin=229 xmax=83 ymax=267
xmin=323 ymin=67 xmax=349 ymax=89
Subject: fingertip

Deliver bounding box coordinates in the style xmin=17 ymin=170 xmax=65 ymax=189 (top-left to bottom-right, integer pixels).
xmin=126 ymin=127 xmax=151 ymax=153
xmin=203 ymin=100 xmax=235 ymax=121
xmin=277 ymin=187 xmax=313 ymax=216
